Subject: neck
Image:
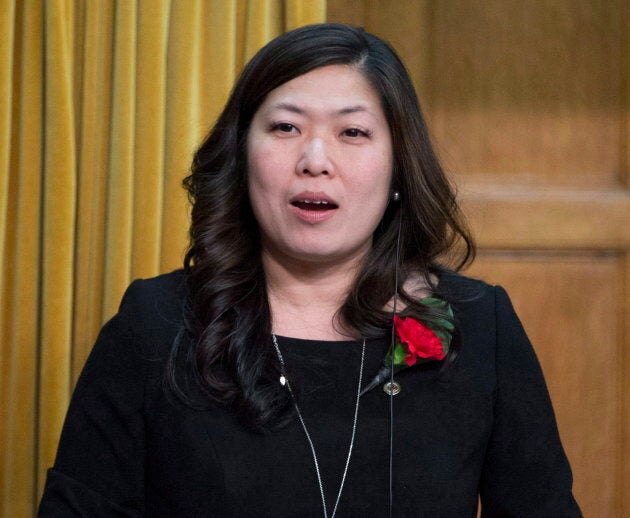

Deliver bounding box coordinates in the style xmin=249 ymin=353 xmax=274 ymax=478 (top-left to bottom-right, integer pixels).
xmin=263 ymin=248 xmax=365 ymax=341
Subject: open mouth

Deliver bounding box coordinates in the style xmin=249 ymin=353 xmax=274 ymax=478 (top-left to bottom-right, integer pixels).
xmin=290 ymin=199 xmax=339 ymax=211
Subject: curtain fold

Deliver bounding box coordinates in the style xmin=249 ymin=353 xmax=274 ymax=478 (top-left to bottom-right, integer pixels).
xmin=0 ymin=1 xmax=325 ymax=514
xmin=160 ymin=0 xmax=203 ymax=274
xmin=0 ymin=2 xmax=15 ymax=283
xmin=102 ymin=0 xmax=137 ymax=320
xmin=2 ymin=2 xmax=42 ymax=515
xmin=132 ymin=0 xmax=169 ymax=279
xmin=39 ymin=0 xmax=78 ymax=498
xmin=72 ymin=0 xmax=114 ymax=371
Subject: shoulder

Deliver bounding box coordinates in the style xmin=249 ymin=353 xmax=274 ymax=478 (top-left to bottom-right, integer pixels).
xmin=438 ymin=268 xmax=517 ymax=305
xmin=102 ymin=269 xmax=189 ymax=357
xmin=436 ymin=269 xmax=499 ymax=317
xmin=117 ymin=269 xmax=187 ymax=322
xmin=436 ymin=270 xmax=525 ymax=357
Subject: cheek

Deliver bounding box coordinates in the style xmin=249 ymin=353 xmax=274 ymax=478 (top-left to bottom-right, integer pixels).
xmin=247 ymin=148 xmax=291 ymax=231
xmin=248 ymin=148 xmax=279 ymax=199
xmin=349 ymin=155 xmax=392 ymax=208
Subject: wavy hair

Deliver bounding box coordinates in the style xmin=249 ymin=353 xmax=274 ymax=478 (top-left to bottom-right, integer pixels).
xmin=175 ymin=23 xmax=475 ymax=430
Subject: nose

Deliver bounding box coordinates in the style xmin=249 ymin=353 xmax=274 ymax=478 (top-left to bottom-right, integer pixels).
xmin=297 ymin=138 xmax=332 ymax=176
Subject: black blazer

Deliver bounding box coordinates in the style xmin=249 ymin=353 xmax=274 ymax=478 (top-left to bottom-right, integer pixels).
xmin=39 ymin=270 xmax=582 ymax=517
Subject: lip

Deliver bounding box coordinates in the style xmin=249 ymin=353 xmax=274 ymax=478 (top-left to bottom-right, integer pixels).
xmin=289 ymin=190 xmax=339 ymax=224
xmin=289 ymin=191 xmax=338 ymax=205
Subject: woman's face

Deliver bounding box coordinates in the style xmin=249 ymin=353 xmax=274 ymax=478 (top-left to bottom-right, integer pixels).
xmin=247 ymin=64 xmax=393 ymax=267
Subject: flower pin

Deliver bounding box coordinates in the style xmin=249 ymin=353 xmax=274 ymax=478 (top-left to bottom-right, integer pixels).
xmin=360 ymin=298 xmax=454 ymax=396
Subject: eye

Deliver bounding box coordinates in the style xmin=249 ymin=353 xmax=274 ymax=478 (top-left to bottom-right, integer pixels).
xmin=342 ymin=127 xmax=371 ymax=138
xmin=271 ymin=122 xmax=299 ymax=134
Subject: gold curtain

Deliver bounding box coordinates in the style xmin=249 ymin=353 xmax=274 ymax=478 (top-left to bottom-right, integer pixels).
xmin=0 ymin=1 xmax=325 ymax=515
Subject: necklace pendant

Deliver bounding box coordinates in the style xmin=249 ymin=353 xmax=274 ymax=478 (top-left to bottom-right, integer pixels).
xmin=383 ymin=380 xmax=401 ymax=396
xmin=280 ymin=375 xmax=287 ymax=386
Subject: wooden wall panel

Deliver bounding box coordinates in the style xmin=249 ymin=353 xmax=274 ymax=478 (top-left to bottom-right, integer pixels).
xmin=460 ymin=186 xmax=630 ymax=250
xmin=329 ymin=1 xmax=629 ymax=515
xmin=330 ymin=0 xmax=627 ymax=186
xmin=424 ymin=1 xmax=624 ymax=185
xmin=466 ymin=252 xmax=622 ymax=516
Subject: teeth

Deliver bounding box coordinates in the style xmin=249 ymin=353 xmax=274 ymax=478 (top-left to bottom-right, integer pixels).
xmin=300 ymin=199 xmax=328 ymax=205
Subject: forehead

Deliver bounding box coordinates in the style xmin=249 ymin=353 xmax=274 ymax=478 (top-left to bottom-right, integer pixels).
xmin=256 ymin=64 xmax=384 ymax=117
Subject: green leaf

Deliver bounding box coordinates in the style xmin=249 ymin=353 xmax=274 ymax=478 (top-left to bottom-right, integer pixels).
xmin=417 ymin=298 xmax=455 ymax=355
xmin=432 ymin=328 xmax=452 ymax=354
xmin=419 ymin=297 xmax=445 ymax=309
xmin=392 ymin=342 xmax=407 ymax=365
xmin=434 ymin=317 xmax=455 ymax=331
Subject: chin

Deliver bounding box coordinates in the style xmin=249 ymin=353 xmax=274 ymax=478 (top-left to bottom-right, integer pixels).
xmin=289 ymin=248 xmax=341 ymax=262
xmin=287 ymin=243 xmax=369 ymax=265
xmin=263 ymin=235 xmax=372 ymax=266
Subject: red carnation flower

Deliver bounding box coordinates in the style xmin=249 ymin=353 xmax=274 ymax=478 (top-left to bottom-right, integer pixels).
xmin=360 ymin=298 xmax=453 ymax=397
xmin=393 ymin=315 xmax=446 ymax=366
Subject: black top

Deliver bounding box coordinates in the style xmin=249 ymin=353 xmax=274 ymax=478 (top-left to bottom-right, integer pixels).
xmin=38 ymin=270 xmax=582 ymax=517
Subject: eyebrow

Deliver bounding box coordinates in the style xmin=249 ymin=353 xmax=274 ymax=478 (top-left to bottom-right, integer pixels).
xmin=269 ymin=102 xmax=371 ymax=117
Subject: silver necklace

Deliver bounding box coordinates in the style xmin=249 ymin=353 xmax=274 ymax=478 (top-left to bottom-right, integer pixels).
xmin=271 ymin=334 xmax=366 ymax=518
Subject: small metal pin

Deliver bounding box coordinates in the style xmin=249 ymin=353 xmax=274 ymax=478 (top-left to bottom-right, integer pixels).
xmin=383 ymin=381 xmax=401 ymax=396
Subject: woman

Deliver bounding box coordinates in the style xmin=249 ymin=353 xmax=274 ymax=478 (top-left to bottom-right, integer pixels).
xmin=39 ymin=24 xmax=582 ymax=517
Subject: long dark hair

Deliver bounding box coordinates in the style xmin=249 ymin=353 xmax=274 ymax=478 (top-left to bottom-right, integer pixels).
xmin=176 ymin=23 xmax=474 ymax=430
